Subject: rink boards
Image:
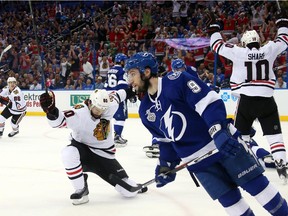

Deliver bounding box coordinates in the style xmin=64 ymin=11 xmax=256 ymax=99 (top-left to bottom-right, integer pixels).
xmin=1 ymin=89 xmax=287 ymax=121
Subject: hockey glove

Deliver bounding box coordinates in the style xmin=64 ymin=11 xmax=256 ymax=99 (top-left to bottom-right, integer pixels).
xmin=125 ymin=86 xmax=137 ymax=103
xmin=209 ymin=119 xmax=241 ymax=157
xmin=0 ymin=96 xmax=10 ymax=106
xmin=40 ymin=91 xmax=56 ymax=114
xmin=155 ymin=159 xmax=179 ymax=188
xmin=207 ymin=23 xmax=221 ymax=36
xmin=205 ymin=12 xmax=221 ymax=36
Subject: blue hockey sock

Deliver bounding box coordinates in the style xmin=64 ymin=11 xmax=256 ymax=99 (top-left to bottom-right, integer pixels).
xmin=114 ymin=125 xmax=124 ymax=136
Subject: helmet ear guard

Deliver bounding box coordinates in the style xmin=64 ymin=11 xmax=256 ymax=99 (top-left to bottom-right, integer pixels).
xmin=89 ymin=89 xmax=110 ymax=111
xmin=241 ymin=30 xmax=260 ymax=48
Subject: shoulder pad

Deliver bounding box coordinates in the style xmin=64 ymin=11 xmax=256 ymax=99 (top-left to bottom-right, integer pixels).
xmin=13 ymin=89 xmax=19 ymax=95
xmin=167 ymin=71 xmax=182 ymax=80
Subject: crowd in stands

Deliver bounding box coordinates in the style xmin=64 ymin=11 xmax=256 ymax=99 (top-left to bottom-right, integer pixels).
xmin=0 ymin=0 xmax=287 ymax=91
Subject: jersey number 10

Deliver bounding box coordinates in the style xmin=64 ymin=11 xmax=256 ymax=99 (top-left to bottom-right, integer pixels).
xmin=244 ymin=59 xmax=269 ymax=82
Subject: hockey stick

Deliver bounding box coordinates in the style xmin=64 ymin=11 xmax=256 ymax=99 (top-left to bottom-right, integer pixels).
xmin=0 ymin=44 xmax=12 ymax=62
xmin=109 ymin=148 xmax=219 ymax=192
xmin=276 ymin=0 xmax=281 ymax=14
xmin=28 ymin=0 xmax=48 ymax=92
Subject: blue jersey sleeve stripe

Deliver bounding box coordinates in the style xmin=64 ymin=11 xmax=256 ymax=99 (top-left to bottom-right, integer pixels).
xmin=195 ymin=91 xmax=221 ymax=116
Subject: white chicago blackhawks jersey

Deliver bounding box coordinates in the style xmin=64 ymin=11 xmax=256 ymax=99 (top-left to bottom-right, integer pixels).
xmin=210 ymin=27 xmax=288 ymax=97
xmin=48 ymin=89 xmax=127 ymax=159
xmin=0 ymin=86 xmax=27 ymax=115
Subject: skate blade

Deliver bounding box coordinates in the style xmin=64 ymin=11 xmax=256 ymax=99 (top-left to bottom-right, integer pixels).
xmin=115 ymin=143 xmax=127 ymax=148
xmin=146 ymin=152 xmax=159 ymax=158
xmin=72 ymin=196 xmax=89 ymax=205
xmin=143 ymin=146 xmax=159 ymax=153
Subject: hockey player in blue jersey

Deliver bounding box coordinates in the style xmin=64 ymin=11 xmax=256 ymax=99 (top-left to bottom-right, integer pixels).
xmin=143 ymin=58 xmax=199 ymax=158
xmin=104 ymin=53 xmax=129 ymax=147
xmin=125 ymin=52 xmax=288 ymax=216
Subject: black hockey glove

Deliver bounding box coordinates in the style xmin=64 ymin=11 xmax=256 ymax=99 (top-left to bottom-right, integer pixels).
xmin=207 ymin=23 xmax=221 ymax=36
xmin=0 ymin=96 xmax=10 ymax=106
xmin=209 ymin=119 xmax=242 ymax=157
xmin=205 ymin=12 xmax=221 ymax=36
xmin=40 ymin=91 xmax=58 ymax=119
xmin=125 ymin=86 xmax=137 ymax=103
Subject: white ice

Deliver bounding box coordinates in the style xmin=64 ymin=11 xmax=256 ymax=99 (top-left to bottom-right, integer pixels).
xmin=0 ymin=117 xmax=288 ymax=216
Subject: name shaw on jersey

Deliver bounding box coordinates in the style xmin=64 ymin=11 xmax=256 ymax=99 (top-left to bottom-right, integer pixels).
xmin=248 ymin=53 xmax=265 ymax=60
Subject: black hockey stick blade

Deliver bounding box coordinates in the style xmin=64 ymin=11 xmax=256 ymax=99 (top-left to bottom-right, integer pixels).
xmin=110 ymin=148 xmax=219 ymax=192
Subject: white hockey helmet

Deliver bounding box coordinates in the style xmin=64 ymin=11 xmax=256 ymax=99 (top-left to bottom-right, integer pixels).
xmin=7 ymin=77 xmax=17 ymax=83
xmin=241 ymin=30 xmax=260 ymax=47
xmin=89 ymin=89 xmax=110 ymax=111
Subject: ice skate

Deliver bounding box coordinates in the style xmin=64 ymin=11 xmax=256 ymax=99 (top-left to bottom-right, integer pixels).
xmin=143 ymin=144 xmax=159 ymax=158
xmin=70 ymin=174 xmax=89 ymax=205
xmin=114 ymin=134 xmax=127 ymax=147
xmin=262 ymin=154 xmax=275 ymax=168
xmin=275 ymin=159 xmax=288 ymax=185
xmin=8 ymin=130 xmax=19 ymax=137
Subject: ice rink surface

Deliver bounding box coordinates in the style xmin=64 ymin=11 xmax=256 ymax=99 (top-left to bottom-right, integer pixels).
xmin=0 ymin=116 xmax=288 ymax=216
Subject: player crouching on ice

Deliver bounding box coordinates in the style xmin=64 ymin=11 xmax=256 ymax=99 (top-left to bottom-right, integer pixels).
xmin=39 ymin=89 xmax=146 ymax=205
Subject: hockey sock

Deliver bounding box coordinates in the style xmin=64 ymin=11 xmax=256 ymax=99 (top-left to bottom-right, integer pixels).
xmin=218 ymin=188 xmax=254 ymax=215
xmin=61 ymin=146 xmax=85 ymax=190
xmin=242 ymin=175 xmax=288 ymax=215
xmin=114 ymin=124 xmax=124 ymax=136
xmin=266 ymin=134 xmax=286 ymax=164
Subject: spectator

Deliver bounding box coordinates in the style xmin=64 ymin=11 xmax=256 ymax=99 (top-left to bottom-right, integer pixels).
xmin=98 ymin=55 xmax=110 ymax=82
xmin=81 ymin=56 xmax=94 ymax=80
xmin=29 ymin=80 xmax=42 ymax=90
xmin=60 ymin=57 xmax=71 ymax=82
xmin=215 ymin=67 xmax=225 ymax=87
xmin=52 ymin=74 xmax=64 ymax=89
xmin=19 ymin=49 xmax=31 ymax=74
xmin=275 ymin=76 xmax=287 ymax=88
xmin=95 ymin=76 xmax=104 ymax=89
xmin=83 ymin=78 xmax=94 ymax=90
xmin=74 ymin=78 xmax=84 ymax=90
xmin=64 ymin=79 xmax=75 ymax=90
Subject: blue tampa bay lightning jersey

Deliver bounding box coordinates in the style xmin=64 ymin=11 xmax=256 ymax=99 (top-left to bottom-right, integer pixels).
xmin=104 ymin=65 xmax=128 ymax=90
xmin=139 ymin=71 xmax=227 ymax=170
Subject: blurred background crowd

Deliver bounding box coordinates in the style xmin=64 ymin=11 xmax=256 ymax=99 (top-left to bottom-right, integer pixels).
xmin=0 ymin=0 xmax=287 ymax=91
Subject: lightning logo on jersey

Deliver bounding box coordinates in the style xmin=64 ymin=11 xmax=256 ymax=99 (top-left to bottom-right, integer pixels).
xmin=160 ymin=105 xmax=187 ymax=142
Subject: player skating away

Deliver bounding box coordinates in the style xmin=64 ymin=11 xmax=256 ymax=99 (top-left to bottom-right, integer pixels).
xmin=208 ymin=11 xmax=288 ymax=183
xmin=104 ymin=53 xmax=131 ymax=147
xmin=125 ymin=52 xmax=288 ymax=215
xmin=0 ymin=77 xmax=27 ymax=137
xmin=39 ymin=89 xmax=146 ymax=205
